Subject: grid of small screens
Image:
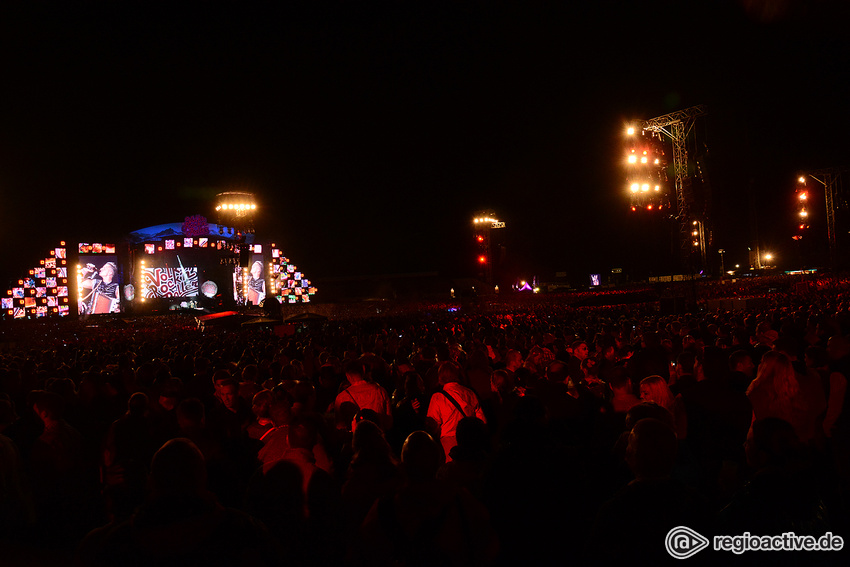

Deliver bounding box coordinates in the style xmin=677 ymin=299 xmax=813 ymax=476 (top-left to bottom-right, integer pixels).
xmin=144 ymin=237 xmax=219 ymax=255
xmin=270 ymin=245 xmax=317 ymax=303
xmin=3 ymin=242 xmax=71 ymax=319
xmin=77 ymin=243 xmax=122 ymax=315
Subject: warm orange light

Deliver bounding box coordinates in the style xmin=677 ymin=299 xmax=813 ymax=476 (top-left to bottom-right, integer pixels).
xmin=478 ymin=256 xmax=487 ymax=264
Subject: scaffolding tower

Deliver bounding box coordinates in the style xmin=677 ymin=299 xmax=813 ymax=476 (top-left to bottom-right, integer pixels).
xmin=640 ymin=105 xmax=708 ymax=265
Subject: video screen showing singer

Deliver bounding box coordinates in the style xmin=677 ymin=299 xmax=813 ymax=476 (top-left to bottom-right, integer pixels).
xmin=79 ymin=261 xmax=120 ymax=314
xmin=246 ymin=260 xmax=266 ymax=305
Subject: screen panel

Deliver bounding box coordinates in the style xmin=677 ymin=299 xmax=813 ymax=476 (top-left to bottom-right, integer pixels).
xmin=78 ymin=255 xmax=122 ymax=314
xmin=142 ymin=263 xmax=199 ymax=298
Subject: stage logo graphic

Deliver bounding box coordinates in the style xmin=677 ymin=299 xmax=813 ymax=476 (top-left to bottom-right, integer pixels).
xmin=142 ymin=267 xmax=199 ymax=298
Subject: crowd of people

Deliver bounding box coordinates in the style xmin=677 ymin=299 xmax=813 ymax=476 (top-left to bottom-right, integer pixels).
xmin=1 ymin=274 xmax=849 ymax=566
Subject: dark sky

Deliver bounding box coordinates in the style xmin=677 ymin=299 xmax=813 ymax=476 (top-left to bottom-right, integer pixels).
xmin=1 ymin=1 xmax=848 ymax=287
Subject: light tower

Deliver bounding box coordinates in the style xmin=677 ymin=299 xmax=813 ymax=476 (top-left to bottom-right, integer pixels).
xmin=215 ymin=192 xmax=259 ymax=303
xmin=472 ymin=211 xmax=505 ymax=286
xmin=801 ymin=168 xmax=847 ymax=268
xmin=631 ymin=105 xmax=708 ymax=266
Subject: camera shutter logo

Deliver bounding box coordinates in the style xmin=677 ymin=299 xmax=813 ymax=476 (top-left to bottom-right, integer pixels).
xmin=665 ymin=526 xmax=709 ymax=559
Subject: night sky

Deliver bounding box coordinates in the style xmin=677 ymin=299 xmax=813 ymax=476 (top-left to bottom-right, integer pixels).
xmin=2 ymin=1 xmax=849 ymax=289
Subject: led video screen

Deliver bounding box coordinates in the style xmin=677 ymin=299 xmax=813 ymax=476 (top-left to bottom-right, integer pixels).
xmin=233 ymin=253 xmax=266 ymax=306
xmin=78 ymin=255 xmax=122 ymax=314
xmin=141 ymin=254 xmax=199 ymax=299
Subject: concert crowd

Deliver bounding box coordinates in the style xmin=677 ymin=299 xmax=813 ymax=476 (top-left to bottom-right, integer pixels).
xmin=1 ymin=275 xmax=849 ymax=566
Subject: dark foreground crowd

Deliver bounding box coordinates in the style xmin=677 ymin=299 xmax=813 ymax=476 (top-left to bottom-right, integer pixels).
xmin=1 ymin=280 xmax=850 ymax=566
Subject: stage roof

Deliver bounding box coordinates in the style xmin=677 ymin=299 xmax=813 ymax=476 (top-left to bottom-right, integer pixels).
xmin=127 ymin=223 xmax=256 ymax=245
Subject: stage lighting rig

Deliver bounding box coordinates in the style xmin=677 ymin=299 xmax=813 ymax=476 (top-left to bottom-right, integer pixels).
xmin=215 ymin=191 xmax=257 ymax=234
xmin=624 ymin=128 xmax=670 ymax=214
xmin=624 ymin=105 xmax=708 ymax=262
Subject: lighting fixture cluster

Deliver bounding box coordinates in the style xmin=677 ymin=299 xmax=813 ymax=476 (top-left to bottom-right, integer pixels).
xmin=795 ymin=176 xmax=810 ymax=237
xmin=216 ymin=203 xmax=257 ymax=211
xmin=624 ymin=127 xmax=669 ymax=212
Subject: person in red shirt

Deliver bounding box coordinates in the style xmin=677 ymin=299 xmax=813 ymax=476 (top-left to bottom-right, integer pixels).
xmin=426 ymin=361 xmax=486 ymax=461
xmin=335 ymin=360 xmax=392 ymax=431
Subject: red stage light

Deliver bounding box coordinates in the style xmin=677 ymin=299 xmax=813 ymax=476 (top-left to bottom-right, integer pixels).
xmin=476 ymin=235 xmax=484 ymax=242
xmin=647 ymin=205 xmax=652 ymax=210
xmin=478 ymin=256 xmax=487 ymax=264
